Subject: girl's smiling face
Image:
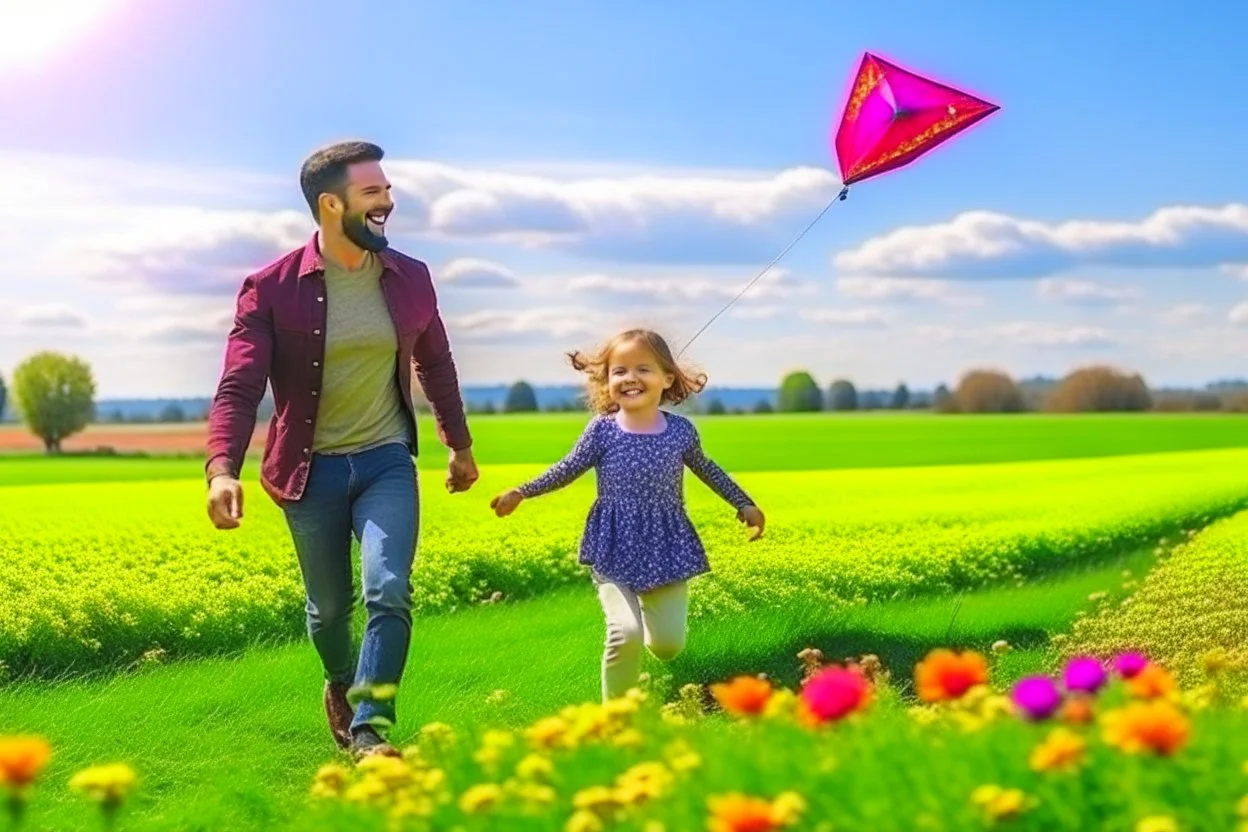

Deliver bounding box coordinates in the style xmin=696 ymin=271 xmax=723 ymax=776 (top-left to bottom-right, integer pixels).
xmin=607 ymin=339 xmax=675 ymax=413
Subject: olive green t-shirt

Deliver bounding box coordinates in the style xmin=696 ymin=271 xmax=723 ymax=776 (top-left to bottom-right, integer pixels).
xmin=312 ymin=253 xmax=411 ymax=455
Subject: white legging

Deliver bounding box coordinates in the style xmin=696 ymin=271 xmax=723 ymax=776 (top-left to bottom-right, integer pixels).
xmin=595 ymin=576 xmax=689 ymax=701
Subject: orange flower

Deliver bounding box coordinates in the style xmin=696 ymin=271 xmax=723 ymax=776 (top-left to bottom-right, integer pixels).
xmin=914 ymin=649 xmax=989 ymax=703
xmin=710 ymin=676 xmax=773 ymax=718
xmin=707 ymin=792 xmax=802 ymax=832
xmin=1029 ymin=727 xmax=1087 ymax=772
xmin=1102 ymin=700 xmax=1190 ymax=756
xmin=1060 ymin=696 xmax=1095 ymax=725
xmin=0 ymin=736 xmax=51 ymax=789
xmin=1127 ymin=664 xmax=1177 ymax=699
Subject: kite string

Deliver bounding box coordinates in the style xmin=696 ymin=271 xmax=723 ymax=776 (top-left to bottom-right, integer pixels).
xmin=676 ymin=184 xmax=850 ymax=358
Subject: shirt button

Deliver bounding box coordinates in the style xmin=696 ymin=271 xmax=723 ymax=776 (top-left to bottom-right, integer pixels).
xmin=303 ymin=448 xmax=310 ymax=454
xmin=312 ymin=361 xmax=320 ymax=367
xmin=313 ymin=329 xmax=321 ymax=335
xmin=312 ymin=390 xmax=319 ymax=396
xmin=317 ymin=296 xmax=324 ymax=302
xmin=304 ymin=418 xmax=312 ymax=424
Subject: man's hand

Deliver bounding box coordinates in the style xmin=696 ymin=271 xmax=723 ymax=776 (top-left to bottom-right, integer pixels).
xmin=446 ymin=447 xmax=479 ymax=494
xmin=207 ymin=476 xmax=244 ymax=530
xmin=490 ymin=489 xmax=524 ymax=518
xmin=738 ymin=505 xmax=765 ymax=541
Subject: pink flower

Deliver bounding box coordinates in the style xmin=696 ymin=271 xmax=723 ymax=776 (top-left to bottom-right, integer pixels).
xmin=1112 ymin=652 xmax=1149 ymax=679
xmin=1062 ymin=657 xmax=1108 ymax=694
xmin=799 ymin=666 xmax=872 ymax=724
xmin=1011 ymin=676 xmax=1063 ymax=721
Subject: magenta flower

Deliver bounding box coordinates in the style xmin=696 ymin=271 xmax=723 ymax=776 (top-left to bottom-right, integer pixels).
xmin=1011 ymin=675 xmax=1063 ymax=721
xmin=1062 ymin=656 xmax=1108 ymax=694
xmin=1111 ymin=651 xmax=1149 ymax=679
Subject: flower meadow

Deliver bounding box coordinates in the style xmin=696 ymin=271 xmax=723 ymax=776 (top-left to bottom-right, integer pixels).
xmin=3 ymin=448 xmax=1248 ymax=680
xmin=8 ymin=644 xmax=1248 ymax=831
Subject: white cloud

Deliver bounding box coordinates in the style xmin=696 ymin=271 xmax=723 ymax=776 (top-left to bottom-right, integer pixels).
xmin=917 ymin=322 xmax=1118 ymax=348
xmin=447 ymin=307 xmax=602 ymax=342
xmin=1221 ymin=264 xmax=1248 ymax=280
xmin=387 ymin=161 xmax=841 ymax=264
xmin=834 ymin=204 xmax=1248 ymax=278
xmin=834 ymin=276 xmax=984 ymax=306
xmin=17 ymin=304 xmax=89 ymax=329
xmin=1229 ymin=303 xmax=1248 ymax=327
xmin=1036 ymin=278 xmax=1141 ymax=306
xmin=439 ymin=258 xmax=520 ymax=288
xmin=568 ymin=268 xmax=810 ymax=304
xmin=1158 ymin=303 xmax=1210 ymax=325
xmin=799 ymin=307 xmax=893 ymax=328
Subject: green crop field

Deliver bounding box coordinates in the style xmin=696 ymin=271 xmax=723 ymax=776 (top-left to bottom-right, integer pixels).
xmin=2 ymin=412 xmax=1247 ymax=831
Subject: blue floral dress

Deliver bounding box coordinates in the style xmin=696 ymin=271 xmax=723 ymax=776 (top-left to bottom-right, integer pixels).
xmin=516 ymin=411 xmax=755 ymax=593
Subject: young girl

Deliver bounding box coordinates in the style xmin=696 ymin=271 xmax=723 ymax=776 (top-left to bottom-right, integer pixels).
xmin=490 ymin=328 xmax=765 ymax=702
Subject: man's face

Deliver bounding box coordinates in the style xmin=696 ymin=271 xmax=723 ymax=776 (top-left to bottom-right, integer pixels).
xmin=324 ymin=160 xmax=394 ymax=253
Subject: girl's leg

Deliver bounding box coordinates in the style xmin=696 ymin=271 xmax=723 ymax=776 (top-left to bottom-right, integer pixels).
xmin=638 ymin=580 xmax=689 ymax=662
xmin=595 ymin=577 xmax=645 ymax=701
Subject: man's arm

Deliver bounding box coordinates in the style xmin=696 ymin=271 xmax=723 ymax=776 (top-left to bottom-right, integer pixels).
xmin=412 ymin=308 xmax=472 ymax=452
xmin=205 ymin=274 xmax=274 ymax=483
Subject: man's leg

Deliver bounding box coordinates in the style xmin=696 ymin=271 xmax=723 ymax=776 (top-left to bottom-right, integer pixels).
xmin=347 ymin=443 xmax=419 ymax=737
xmin=281 ymin=454 xmax=357 ymax=747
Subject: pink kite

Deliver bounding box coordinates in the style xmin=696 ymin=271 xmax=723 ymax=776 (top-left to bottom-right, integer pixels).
xmin=834 ymin=52 xmax=1000 ymax=188
xmin=677 ymin=52 xmax=998 ymax=355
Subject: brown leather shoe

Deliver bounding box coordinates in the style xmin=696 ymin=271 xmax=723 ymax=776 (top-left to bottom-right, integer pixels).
xmin=325 ymin=681 xmax=354 ymax=749
xmin=350 ymin=726 xmax=402 ymax=760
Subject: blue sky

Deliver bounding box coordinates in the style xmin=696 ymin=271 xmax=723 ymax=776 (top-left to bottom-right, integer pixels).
xmin=2 ymin=0 xmax=1246 ymax=397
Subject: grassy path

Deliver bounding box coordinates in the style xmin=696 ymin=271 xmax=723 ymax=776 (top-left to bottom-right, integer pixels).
xmin=0 ymin=547 xmax=1150 ymax=831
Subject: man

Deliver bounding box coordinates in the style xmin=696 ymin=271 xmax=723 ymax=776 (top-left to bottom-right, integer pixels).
xmin=204 ymin=140 xmax=479 ymax=759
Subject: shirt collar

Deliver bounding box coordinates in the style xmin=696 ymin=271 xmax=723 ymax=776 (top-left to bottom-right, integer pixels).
xmin=297 ymin=232 xmax=399 ymax=276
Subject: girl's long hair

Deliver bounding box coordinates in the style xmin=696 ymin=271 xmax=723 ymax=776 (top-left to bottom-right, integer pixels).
xmin=567 ymin=329 xmax=708 ymax=414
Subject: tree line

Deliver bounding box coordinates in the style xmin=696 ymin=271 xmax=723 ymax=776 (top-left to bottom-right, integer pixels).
xmin=2 ymin=352 xmax=1246 ymax=455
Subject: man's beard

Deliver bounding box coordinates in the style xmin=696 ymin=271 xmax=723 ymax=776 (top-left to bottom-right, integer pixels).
xmin=341 ymin=210 xmax=388 ymax=253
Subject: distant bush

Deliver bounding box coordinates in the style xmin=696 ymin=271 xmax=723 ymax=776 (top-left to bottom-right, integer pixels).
xmin=933 ymin=384 xmax=955 ymax=413
xmin=827 ymin=380 xmax=858 ymax=411
xmin=1045 ymin=366 xmax=1152 ymax=412
xmin=752 ymin=399 xmax=774 ymax=414
xmin=891 ymin=383 xmax=910 ymax=410
xmin=706 ymin=398 xmax=727 ymax=415
xmin=504 ymin=381 xmax=539 ymax=413
xmin=948 ymin=369 xmax=1025 ymax=413
xmin=778 ymin=371 xmax=823 ymax=412
xmin=1223 ymin=391 xmax=1248 ymax=413
xmin=1154 ymin=392 xmax=1224 ymax=412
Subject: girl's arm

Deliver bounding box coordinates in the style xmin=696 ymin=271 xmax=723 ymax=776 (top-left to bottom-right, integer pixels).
xmin=516 ymin=417 xmax=604 ymax=498
xmin=682 ymin=427 xmax=754 ymax=511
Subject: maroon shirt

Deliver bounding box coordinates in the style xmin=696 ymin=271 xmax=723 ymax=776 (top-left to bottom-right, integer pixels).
xmin=205 ymin=234 xmax=472 ymax=504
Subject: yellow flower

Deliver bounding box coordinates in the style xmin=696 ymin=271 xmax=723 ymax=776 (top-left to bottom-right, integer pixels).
xmin=664 ymin=739 xmax=702 ymax=773
xmin=612 ymin=729 xmax=644 ymax=749
xmin=1136 ymin=817 xmax=1179 ymax=832
xmin=516 ymin=753 xmax=555 ymax=782
xmin=68 ymin=763 xmax=137 ymax=808
xmin=527 ymin=716 xmax=569 ymax=749
xmin=459 ymin=783 xmax=504 ymax=814
xmin=1238 ymin=794 xmax=1248 ymax=817
xmin=771 ymin=791 xmax=807 ymax=825
xmin=573 ymin=785 xmax=619 ymax=815
xmin=390 ymin=793 xmax=435 ymax=821
xmin=1201 ymin=647 xmax=1232 ymax=674
xmin=971 ymin=784 xmax=1029 ymax=822
xmin=565 ymin=809 xmax=606 ymax=832
xmin=512 ymin=781 xmax=557 ymax=810
xmin=1029 ymin=728 xmax=1087 ymax=773
xmin=356 ymin=755 xmax=414 ymax=789
xmin=763 ymin=688 xmax=799 ymax=720
xmin=344 ymin=776 xmax=389 ymax=806
xmin=614 ymin=761 xmax=673 ymax=805
xmin=309 ymin=763 xmax=352 ymax=799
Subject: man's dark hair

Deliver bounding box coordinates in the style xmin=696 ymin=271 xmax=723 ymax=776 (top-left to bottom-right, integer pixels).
xmin=299 ymin=140 xmax=385 ymax=221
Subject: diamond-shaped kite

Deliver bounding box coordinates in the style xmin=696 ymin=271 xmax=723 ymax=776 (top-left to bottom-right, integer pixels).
xmin=678 ymin=52 xmax=998 ymax=355
xmin=834 ymin=52 xmax=1000 ymax=187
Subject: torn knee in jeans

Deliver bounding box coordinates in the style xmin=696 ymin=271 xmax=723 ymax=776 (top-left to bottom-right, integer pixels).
xmin=604 ymin=621 xmax=642 ymax=664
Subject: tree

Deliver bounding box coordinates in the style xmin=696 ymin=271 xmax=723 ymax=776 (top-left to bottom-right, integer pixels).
xmin=778 ymin=371 xmax=823 ymax=412
xmin=951 ymin=369 xmax=1025 ymax=414
xmin=706 ymin=397 xmax=727 ymax=415
xmin=827 ymin=379 xmax=858 ymax=411
xmin=504 ymin=380 xmax=539 ymax=413
xmin=13 ymin=351 xmax=96 ymax=453
xmin=1044 ymin=365 xmax=1152 ymax=412
xmin=933 ymin=383 xmax=956 ymax=413
xmin=0 ymin=371 xmax=6 ymax=421
xmin=752 ymin=398 xmax=774 ymax=414
xmin=891 ymin=383 xmax=910 ymax=410
xmin=159 ymin=402 xmax=187 ymax=423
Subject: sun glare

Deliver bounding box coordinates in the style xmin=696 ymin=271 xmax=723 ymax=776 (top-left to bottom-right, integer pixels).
xmin=0 ymin=1 xmax=122 ymax=73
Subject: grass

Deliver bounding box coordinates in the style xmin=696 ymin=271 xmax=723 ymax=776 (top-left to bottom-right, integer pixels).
xmin=3 ymin=411 xmax=1248 ymax=485
xmin=5 ymin=449 xmax=1246 ymax=679
xmin=0 ymin=544 xmax=1149 ymax=831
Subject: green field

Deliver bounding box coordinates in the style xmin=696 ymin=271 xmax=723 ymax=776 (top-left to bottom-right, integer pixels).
xmin=2 ymin=412 xmax=1244 ymax=830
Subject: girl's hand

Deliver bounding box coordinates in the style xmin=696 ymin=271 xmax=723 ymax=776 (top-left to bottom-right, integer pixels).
xmin=738 ymin=505 xmax=765 ymax=541
xmin=490 ymin=489 xmax=525 ymax=518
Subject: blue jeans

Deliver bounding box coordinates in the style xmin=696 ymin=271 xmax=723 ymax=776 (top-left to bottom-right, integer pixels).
xmin=282 ymin=441 xmax=418 ymax=736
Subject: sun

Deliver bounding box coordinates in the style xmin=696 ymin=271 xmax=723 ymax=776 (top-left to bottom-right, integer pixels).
xmin=0 ymin=1 xmax=122 ymax=73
